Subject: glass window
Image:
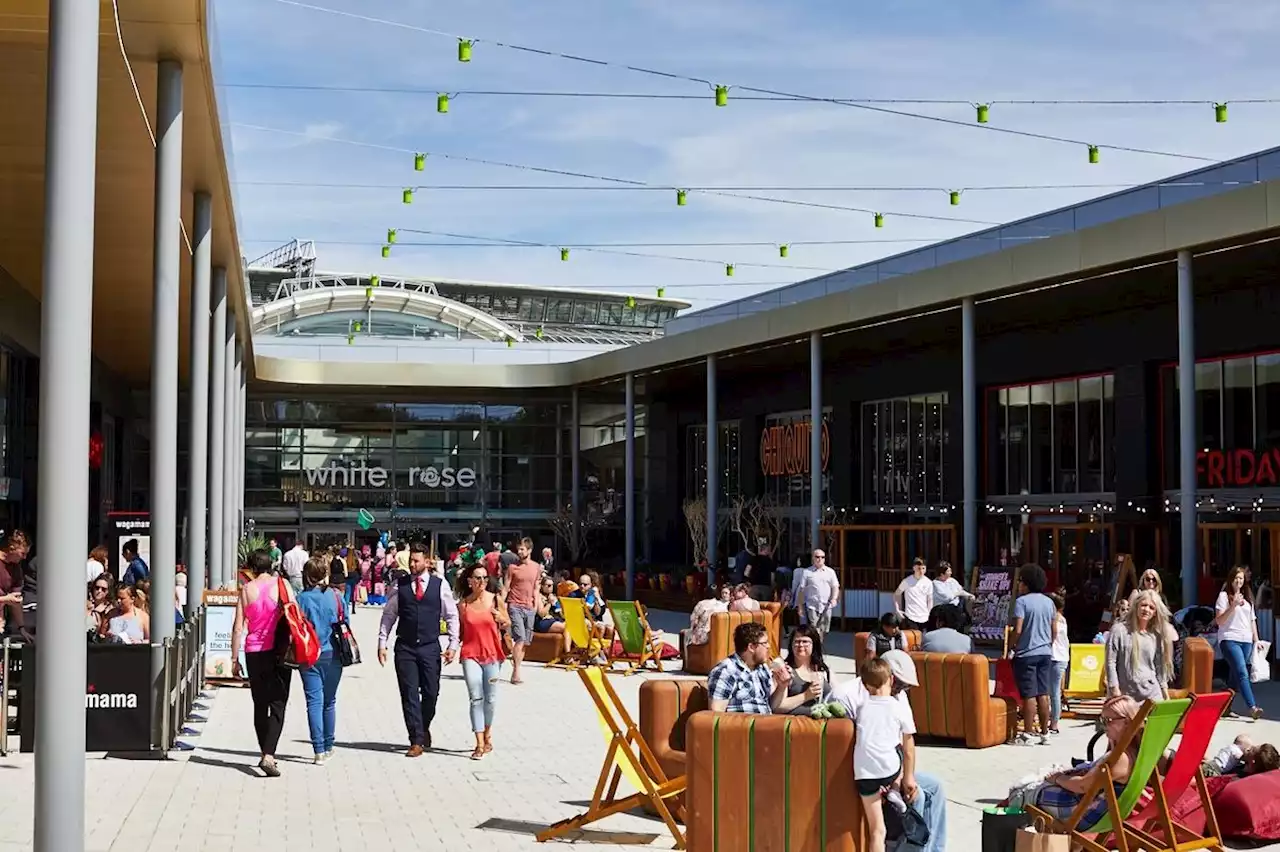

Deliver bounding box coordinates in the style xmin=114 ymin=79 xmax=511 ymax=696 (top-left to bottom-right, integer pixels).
xmin=993 ymin=389 xmax=1008 ymax=497
xmin=1103 ymin=375 xmax=1115 ymax=491
xmin=395 ymin=403 xmax=483 ymax=423
xmin=764 ymin=410 xmax=830 ymax=508
xmin=927 ymin=394 xmax=945 ymax=504
xmin=1054 ymin=380 xmax=1077 ymax=492
xmin=1079 ymin=377 xmax=1103 ymax=492
xmin=684 ymin=423 xmax=740 ymax=500
xmin=547 ymin=299 xmax=574 ymax=323
xmin=573 ymin=301 xmax=600 ymax=324
xmin=303 ymin=401 xmax=394 ymax=424
xmin=1259 ymin=354 xmax=1280 ymax=448
xmin=1028 ymin=383 xmax=1054 ymax=493
xmin=1223 ymin=357 xmax=1254 ymax=452
xmin=1006 ymin=385 xmax=1029 ymax=495
xmin=1196 ymin=361 xmax=1223 ymax=453
xmin=860 ymin=393 xmax=948 ymax=507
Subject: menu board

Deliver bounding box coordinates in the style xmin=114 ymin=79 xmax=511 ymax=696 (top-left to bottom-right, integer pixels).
xmin=971 ymin=566 xmax=1017 ymax=642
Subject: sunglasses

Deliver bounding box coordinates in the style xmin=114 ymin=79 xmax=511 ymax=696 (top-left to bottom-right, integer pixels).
xmin=93 ymin=585 xmax=109 ymax=592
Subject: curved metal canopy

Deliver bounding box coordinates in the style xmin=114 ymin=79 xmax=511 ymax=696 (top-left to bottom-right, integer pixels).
xmin=251 ymin=286 xmax=524 ymax=343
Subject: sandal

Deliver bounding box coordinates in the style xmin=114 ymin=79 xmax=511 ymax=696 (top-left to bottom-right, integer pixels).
xmin=470 ymin=746 xmax=486 ymax=760
xmin=483 ymin=736 xmax=493 ymax=755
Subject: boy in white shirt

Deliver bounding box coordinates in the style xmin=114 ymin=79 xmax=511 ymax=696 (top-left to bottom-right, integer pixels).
xmin=854 ymin=657 xmax=917 ymax=852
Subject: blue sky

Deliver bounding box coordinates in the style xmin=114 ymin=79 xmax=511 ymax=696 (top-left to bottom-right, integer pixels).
xmin=214 ymin=0 xmax=1280 ymax=309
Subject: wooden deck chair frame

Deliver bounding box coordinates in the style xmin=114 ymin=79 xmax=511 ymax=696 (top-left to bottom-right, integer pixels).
xmin=547 ymin=596 xmax=604 ymax=670
xmin=1027 ymin=698 xmax=1190 ymax=852
xmin=604 ymin=600 xmax=664 ymax=676
xmin=1120 ymin=691 xmax=1232 ymax=852
xmin=536 ymin=667 xmax=687 ymax=848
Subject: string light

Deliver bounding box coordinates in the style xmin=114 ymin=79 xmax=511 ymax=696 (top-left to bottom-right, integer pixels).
xmin=414 ymin=153 xmax=426 ymax=171
xmin=1215 ymin=103 xmax=1229 ymax=123
xmin=261 ymin=0 xmax=1213 ymax=162
xmin=725 ymin=263 xmax=735 ymax=277
xmin=676 ymin=189 xmax=688 ymax=206
xmin=402 ymin=187 xmax=414 ymax=203
xmin=715 ymin=85 xmax=729 ymax=107
xmin=657 ymin=287 xmax=666 ymax=297
xmin=874 ymin=213 xmax=884 ymax=228
xmin=976 ymin=103 xmax=990 ymax=123
xmin=778 ymin=244 xmax=789 ymax=258
xmin=560 ymin=247 xmax=570 ymax=261
xmin=1088 ymin=145 xmax=1101 ymax=164
xmin=381 ymin=245 xmax=390 ymax=258
xmin=949 ymin=191 xmax=961 ymax=206
xmin=437 ymin=93 xmax=450 ymax=113
xmin=386 ymin=228 xmax=396 ymax=244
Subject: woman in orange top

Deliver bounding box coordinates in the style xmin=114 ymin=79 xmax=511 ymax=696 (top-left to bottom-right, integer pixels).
xmin=457 ymin=563 xmax=510 ymax=760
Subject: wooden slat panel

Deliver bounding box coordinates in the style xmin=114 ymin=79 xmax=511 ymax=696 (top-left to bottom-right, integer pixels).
xmin=786 ymin=717 xmax=824 ymax=851
xmin=715 ymin=716 xmax=753 ymax=852
xmin=751 ymin=717 xmax=788 ymax=852
xmin=686 ymin=712 xmax=717 ymax=852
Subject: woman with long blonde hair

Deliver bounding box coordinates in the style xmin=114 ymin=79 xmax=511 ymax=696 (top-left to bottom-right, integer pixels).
xmin=1105 ymin=589 xmax=1172 ymax=703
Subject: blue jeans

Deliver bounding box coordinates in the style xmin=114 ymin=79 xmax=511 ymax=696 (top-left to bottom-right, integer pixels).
xmin=1220 ymin=639 xmax=1258 ymax=711
xmin=890 ymin=770 xmax=946 ymax=852
xmin=344 ymin=578 xmax=359 ymax=617
xmin=1050 ymin=660 xmax=1067 ymax=727
xmin=462 ymin=659 xmax=500 ymax=733
xmin=299 ymin=654 xmax=343 ymax=754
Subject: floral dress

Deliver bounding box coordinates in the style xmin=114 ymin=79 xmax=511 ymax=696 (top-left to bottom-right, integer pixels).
xmin=687 ymin=600 xmax=728 ymax=646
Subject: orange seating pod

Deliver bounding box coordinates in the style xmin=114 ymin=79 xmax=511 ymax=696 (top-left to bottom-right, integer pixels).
xmin=685 ymin=711 xmax=867 ymax=852
xmin=1169 ymin=637 xmax=1212 ymax=698
xmin=852 ymin=630 xmax=924 ymax=670
xmin=523 ymin=632 xmax=563 ymax=664
xmin=639 ymin=679 xmax=709 ymax=783
xmin=683 ymin=606 xmax=781 ymax=676
xmin=904 ymin=651 xmax=1011 ymax=748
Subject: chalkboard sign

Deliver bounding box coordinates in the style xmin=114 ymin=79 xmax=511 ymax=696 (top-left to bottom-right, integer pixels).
xmin=971 ymin=566 xmax=1017 ymax=642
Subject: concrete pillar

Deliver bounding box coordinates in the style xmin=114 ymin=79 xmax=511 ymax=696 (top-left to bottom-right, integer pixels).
xmin=1178 ymin=250 xmax=1197 ymax=606
xmin=207 ymin=270 xmax=227 ymax=590
xmin=809 ymin=332 xmax=822 ymax=549
xmin=148 ymin=59 xmax=183 ymax=730
xmin=185 ymin=193 xmax=212 ymax=613
xmin=962 ymin=298 xmax=978 ymax=582
xmin=33 ymin=2 xmax=101 ymax=847
xmin=624 ymin=373 xmax=636 ymax=598
xmin=232 ymin=344 xmax=243 ymax=569
xmin=220 ymin=324 xmax=236 ymax=587
xmin=706 ymin=355 xmax=718 ymax=581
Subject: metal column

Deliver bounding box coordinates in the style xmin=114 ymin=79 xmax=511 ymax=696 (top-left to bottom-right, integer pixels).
xmin=706 ymin=355 xmax=718 ymax=580
xmin=148 ymin=59 xmax=183 ymax=733
xmin=1177 ymin=250 xmax=1197 ymax=606
xmin=571 ymin=387 xmax=581 ymax=524
xmin=624 ymin=373 xmax=636 ymax=598
xmin=220 ymin=325 xmax=236 ymax=587
xmin=34 ymin=2 xmax=100 ymax=848
xmin=962 ymin=298 xmax=978 ymax=583
xmin=232 ymin=345 xmax=244 ymax=555
xmin=809 ymin=332 xmax=822 ymax=549
xmin=237 ymin=363 xmax=246 ymax=540
xmin=208 ymin=269 xmax=227 ymax=590
xmin=185 ymin=193 xmax=212 ymax=614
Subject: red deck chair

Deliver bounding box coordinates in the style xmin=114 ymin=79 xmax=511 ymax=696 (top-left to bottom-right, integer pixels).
xmin=1123 ymin=690 xmax=1232 ymax=852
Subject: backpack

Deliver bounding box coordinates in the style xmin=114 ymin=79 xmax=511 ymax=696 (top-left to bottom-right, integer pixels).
xmin=274 ymin=577 xmax=321 ymax=668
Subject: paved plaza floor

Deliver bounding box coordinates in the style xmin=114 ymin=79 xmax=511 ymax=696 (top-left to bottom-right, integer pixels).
xmin=2 ymin=607 xmax=1280 ymax=850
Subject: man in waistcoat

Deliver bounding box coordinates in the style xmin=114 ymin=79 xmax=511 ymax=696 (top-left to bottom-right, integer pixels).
xmin=378 ymin=541 xmax=460 ymax=756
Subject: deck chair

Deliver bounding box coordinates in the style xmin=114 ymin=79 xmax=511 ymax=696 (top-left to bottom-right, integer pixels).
xmin=1028 ymin=697 xmax=1190 ymax=852
xmin=605 ymin=600 xmax=664 ymax=676
xmin=1122 ymin=690 xmax=1232 ymax=852
xmin=536 ymin=666 xmax=687 ymax=848
xmin=1062 ymin=644 xmax=1108 ymax=718
xmin=548 ymin=596 xmax=604 ymax=669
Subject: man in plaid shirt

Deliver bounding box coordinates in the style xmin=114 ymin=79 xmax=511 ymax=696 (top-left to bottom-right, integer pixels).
xmin=707 ymin=622 xmax=790 ymax=714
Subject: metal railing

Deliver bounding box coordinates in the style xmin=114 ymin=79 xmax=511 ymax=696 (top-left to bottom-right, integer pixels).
xmin=0 ymin=637 xmax=21 ymax=757
xmin=158 ymin=608 xmax=207 ymax=754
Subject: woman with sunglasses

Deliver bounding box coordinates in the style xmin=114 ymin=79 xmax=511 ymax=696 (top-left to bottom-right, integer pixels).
xmin=456 ymin=563 xmax=510 ymax=759
xmin=86 ymin=573 xmax=115 ymax=636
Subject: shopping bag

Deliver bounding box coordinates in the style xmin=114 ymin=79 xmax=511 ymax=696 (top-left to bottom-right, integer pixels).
xmin=1014 ymin=825 xmax=1070 ymax=852
xmin=994 ymin=658 xmax=1023 ymax=702
xmin=1251 ymin=640 xmax=1271 ymax=683
xmin=982 ymin=807 xmax=1032 ymax=852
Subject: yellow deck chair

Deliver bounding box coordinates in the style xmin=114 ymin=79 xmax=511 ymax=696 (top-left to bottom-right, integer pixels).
xmin=549 ymin=595 xmax=604 ymax=669
xmin=536 ymin=666 xmax=687 ymax=848
xmin=1062 ymin=643 xmax=1108 ymax=718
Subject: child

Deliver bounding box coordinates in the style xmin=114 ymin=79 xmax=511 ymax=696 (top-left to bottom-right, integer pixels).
xmin=1161 ymin=734 xmax=1280 ymax=778
xmin=854 ymin=657 xmax=916 ymax=852
xmin=866 ymin=612 xmax=908 ymax=660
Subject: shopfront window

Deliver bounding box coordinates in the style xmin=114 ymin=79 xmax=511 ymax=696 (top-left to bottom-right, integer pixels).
xmin=763 ymin=409 xmax=830 ymax=507
xmin=685 ymin=422 xmax=741 ymax=500
xmin=1162 ymin=352 xmax=1280 ymax=488
xmin=990 ymin=374 xmax=1113 ymax=496
xmin=861 ymin=395 xmax=946 ymax=507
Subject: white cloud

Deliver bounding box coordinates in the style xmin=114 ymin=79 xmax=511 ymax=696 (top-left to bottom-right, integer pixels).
xmin=216 ymin=0 xmax=1279 ymax=309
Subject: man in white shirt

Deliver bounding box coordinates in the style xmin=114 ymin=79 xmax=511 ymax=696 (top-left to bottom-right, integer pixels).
xmin=281 ymin=541 xmax=309 ymax=594
xmin=796 ymin=549 xmax=841 ymax=639
xmin=831 ymin=650 xmax=949 ymax=852
xmin=895 ymin=558 xmax=933 ymax=631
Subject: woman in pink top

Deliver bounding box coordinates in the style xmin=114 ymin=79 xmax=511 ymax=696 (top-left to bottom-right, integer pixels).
xmin=232 ymin=549 xmax=291 ymax=777
xmin=457 ymin=563 xmax=509 ymax=760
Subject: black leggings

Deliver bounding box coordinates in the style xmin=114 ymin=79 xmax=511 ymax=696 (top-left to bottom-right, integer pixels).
xmin=245 ymin=650 xmax=291 ymax=756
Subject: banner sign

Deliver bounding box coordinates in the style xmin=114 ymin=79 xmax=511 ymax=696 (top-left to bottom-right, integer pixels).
xmin=105 ymin=511 xmax=150 ymax=583
xmin=971 ymin=566 xmax=1016 ymax=642
xmin=760 ymin=419 xmax=830 ymax=477
xmin=20 ymin=644 xmax=153 ymax=753
xmin=1197 ymin=448 xmax=1280 ymax=488
xmin=203 ymin=590 xmax=246 ymax=681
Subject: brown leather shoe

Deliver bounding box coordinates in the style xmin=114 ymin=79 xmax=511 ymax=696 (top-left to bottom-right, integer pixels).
xmin=405 ymin=744 xmax=424 ymax=758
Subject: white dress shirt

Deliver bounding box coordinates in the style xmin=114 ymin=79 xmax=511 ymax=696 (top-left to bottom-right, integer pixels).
xmin=377 ymin=572 xmax=461 ymax=652
xmin=797 ymin=565 xmax=841 ymax=613
xmin=281 ymin=545 xmax=309 ymax=581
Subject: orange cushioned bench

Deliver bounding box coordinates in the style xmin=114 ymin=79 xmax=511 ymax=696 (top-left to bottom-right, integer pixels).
xmin=685 ymin=711 xmax=868 ymax=851
xmin=683 ymin=603 xmax=781 ymax=676
xmin=523 ymin=632 xmax=564 ymax=664
xmin=1170 ymin=636 xmax=1213 ymax=698
xmin=639 ymin=678 xmax=709 ymax=786
xmin=905 ymin=651 xmax=1012 ymax=748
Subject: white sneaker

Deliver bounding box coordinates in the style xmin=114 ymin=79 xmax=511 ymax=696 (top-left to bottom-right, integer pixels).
xmin=1014 ymin=733 xmax=1034 ymax=746
xmin=324 ymin=749 xmax=335 ymax=759
xmin=1038 ymin=735 xmax=1051 ymax=746
xmin=313 ymin=753 xmax=327 ymax=765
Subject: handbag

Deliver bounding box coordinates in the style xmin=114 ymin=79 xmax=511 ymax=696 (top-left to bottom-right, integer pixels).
xmin=884 ymin=796 xmax=930 ymax=851
xmin=274 ymin=577 xmax=322 ymax=669
xmin=994 ymin=658 xmax=1023 ymax=702
xmin=330 ymin=589 xmax=361 ymax=667
xmin=1251 ymin=640 xmax=1271 ymax=683
xmin=982 ymin=807 xmax=1033 ymax=852
xmin=1014 ymin=825 xmax=1070 ymax=852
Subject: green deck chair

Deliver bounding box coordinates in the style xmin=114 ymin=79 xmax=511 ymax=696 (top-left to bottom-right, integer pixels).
xmin=605 ymin=601 xmax=664 ymax=676
xmin=1028 ymin=697 xmax=1190 ymax=852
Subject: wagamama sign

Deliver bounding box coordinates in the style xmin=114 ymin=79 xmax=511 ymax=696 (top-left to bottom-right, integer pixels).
xmin=304 ymin=459 xmax=477 ymax=489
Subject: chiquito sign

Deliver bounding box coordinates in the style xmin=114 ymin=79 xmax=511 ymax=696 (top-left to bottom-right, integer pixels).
xmin=304 ymin=459 xmax=477 ymax=489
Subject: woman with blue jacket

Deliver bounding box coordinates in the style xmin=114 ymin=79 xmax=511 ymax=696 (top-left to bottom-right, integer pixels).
xmin=296 ymin=558 xmax=345 ymax=763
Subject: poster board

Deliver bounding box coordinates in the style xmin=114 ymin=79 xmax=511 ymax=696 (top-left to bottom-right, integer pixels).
xmin=105 ymin=512 xmax=150 ymax=583
xmin=203 ymin=589 xmax=246 ymax=682
xmin=971 ymin=565 xmax=1017 ymax=643
xmin=19 ymin=644 xmax=153 ymax=753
